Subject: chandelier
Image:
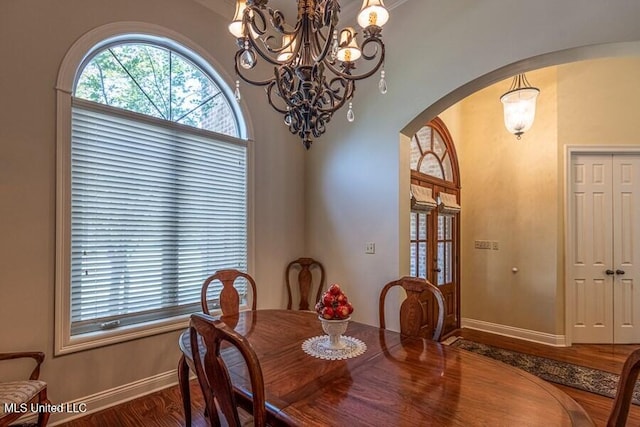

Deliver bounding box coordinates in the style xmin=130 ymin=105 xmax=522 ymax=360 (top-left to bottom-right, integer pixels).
xmin=229 ymin=0 xmax=389 ymax=149
xmin=500 ymin=73 xmax=540 ymax=140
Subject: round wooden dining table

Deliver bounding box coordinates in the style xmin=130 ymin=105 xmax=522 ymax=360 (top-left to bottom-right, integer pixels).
xmin=179 ymin=309 xmax=594 ymax=426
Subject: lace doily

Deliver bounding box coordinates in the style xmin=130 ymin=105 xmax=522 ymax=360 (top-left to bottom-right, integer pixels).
xmin=301 ymin=335 xmax=367 ymax=360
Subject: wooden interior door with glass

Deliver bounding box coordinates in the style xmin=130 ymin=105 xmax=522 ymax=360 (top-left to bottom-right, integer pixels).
xmin=409 ymin=118 xmax=461 ymax=337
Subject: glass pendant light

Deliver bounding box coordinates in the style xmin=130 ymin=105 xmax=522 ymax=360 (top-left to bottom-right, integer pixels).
xmin=500 ymin=73 xmax=540 ymax=140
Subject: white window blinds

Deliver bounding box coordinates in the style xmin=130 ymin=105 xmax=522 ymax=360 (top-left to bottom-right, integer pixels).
xmin=70 ymin=100 xmax=247 ymax=335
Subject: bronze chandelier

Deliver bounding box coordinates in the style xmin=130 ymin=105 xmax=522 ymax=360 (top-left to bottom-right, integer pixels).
xmin=229 ymin=0 xmax=389 ymax=149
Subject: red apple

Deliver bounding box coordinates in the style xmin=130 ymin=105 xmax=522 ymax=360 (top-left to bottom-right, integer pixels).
xmin=322 ymin=306 xmax=334 ymax=319
xmin=323 ymin=293 xmax=335 ymax=306
xmin=346 ymin=303 xmax=354 ymax=314
xmin=336 ymin=304 xmax=350 ymax=319
xmin=329 ymin=283 xmax=341 ymax=295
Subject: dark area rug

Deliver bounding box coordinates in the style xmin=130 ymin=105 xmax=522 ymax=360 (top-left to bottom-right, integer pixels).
xmin=447 ymin=338 xmax=640 ymax=405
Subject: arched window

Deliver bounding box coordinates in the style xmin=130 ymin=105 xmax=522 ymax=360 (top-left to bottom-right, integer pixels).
xmin=55 ymin=28 xmax=249 ymax=354
xmin=74 ymin=42 xmax=239 ymax=136
xmin=409 ymin=117 xmax=460 ymax=335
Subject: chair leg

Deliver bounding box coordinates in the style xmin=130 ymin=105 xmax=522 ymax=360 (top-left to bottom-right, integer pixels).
xmin=37 ymin=391 xmax=51 ymax=426
xmin=178 ymin=354 xmax=192 ymax=427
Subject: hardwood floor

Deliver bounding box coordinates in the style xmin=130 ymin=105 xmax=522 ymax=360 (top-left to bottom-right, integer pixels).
xmin=55 ymin=329 xmax=640 ymax=426
xmin=456 ymin=328 xmax=640 ymax=427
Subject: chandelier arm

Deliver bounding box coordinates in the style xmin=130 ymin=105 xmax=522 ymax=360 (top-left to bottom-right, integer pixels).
xmin=244 ymin=37 xmax=284 ymax=66
xmin=322 ymin=38 xmax=385 ymax=82
xmin=266 ymin=29 xmax=300 ymax=58
xmin=234 ymin=56 xmax=274 ymax=87
xmin=241 ymin=6 xmax=284 ymax=66
xmin=244 ymin=5 xmax=268 ymax=38
xmin=360 ymin=36 xmax=384 ymax=61
xmin=270 ymin=66 xmax=305 ymax=114
xmin=310 ymin=22 xmax=336 ymax=64
xmin=308 ymin=1 xmax=339 ymax=64
xmin=255 ymin=27 xmax=302 ymax=58
xmin=316 ymin=78 xmax=353 ymax=113
xmin=266 ymin=82 xmax=291 ymax=114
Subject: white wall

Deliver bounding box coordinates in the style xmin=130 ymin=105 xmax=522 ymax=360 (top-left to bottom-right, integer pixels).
xmin=306 ymin=0 xmax=640 ymax=333
xmin=0 ymin=0 xmax=304 ymax=410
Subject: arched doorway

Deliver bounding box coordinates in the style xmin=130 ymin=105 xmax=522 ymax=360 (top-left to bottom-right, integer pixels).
xmin=409 ymin=117 xmax=460 ymax=336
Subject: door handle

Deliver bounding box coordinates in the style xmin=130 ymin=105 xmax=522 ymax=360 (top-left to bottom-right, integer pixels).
xmin=605 ymin=269 xmax=615 ymax=275
xmin=433 ymin=268 xmax=442 ymax=273
xmin=616 ymin=269 xmax=625 ymax=275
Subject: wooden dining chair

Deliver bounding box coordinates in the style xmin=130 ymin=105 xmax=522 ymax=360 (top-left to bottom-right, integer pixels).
xmin=607 ymin=348 xmax=640 ymax=427
xmin=201 ymin=269 xmax=258 ymax=315
xmin=285 ymin=257 xmax=325 ymax=310
xmin=179 ymin=269 xmax=258 ymax=426
xmin=379 ymin=276 xmax=446 ymax=341
xmin=190 ymin=312 xmax=267 ymax=427
xmin=0 ymin=352 xmax=51 ymax=426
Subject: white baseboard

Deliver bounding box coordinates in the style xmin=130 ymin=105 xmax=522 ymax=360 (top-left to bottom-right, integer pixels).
xmin=461 ymin=318 xmax=567 ymax=347
xmin=44 ymin=369 xmax=180 ymax=426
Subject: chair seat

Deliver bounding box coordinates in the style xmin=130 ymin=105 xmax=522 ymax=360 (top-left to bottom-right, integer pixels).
xmin=0 ymin=379 xmax=47 ymax=418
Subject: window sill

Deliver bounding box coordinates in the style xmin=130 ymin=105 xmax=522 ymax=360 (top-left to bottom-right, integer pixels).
xmin=55 ymin=314 xmax=192 ymax=356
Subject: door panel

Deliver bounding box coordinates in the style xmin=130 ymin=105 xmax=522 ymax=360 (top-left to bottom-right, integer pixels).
xmin=570 ymin=154 xmax=614 ymax=343
xmin=613 ymin=155 xmax=640 ymax=343
xmin=409 ymin=202 xmax=458 ymax=336
xmin=435 ymin=213 xmax=457 ymax=331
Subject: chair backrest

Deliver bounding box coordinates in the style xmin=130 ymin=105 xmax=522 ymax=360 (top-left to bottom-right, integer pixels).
xmin=379 ymin=276 xmax=446 ymax=341
xmin=285 ymin=257 xmax=325 ymax=310
xmin=190 ymin=312 xmax=267 ymax=427
xmin=201 ymin=269 xmax=257 ymax=315
xmin=607 ymin=348 xmax=640 ymax=427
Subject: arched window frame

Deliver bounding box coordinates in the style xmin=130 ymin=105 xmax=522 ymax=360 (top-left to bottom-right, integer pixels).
xmin=54 ymin=23 xmax=254 ymax=355
xmin=411 ymin=117 xmax=460 ymax=190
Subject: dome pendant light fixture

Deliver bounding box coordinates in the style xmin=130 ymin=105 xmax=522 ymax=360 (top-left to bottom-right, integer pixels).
xmin=500 ymin=73 xmax=540 ymax=140
xmin=229 ymin=0 xmax=389 ymax=149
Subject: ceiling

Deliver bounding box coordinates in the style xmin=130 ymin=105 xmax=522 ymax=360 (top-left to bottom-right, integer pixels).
xmin=193 ymin=0 xmax=409 ymax=22
xmin=192 ymin=0 xmax=235 ymax=19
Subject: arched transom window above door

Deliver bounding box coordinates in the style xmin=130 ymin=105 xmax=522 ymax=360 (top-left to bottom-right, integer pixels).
xmin=410 ymin=118 xmax=459 ymax=184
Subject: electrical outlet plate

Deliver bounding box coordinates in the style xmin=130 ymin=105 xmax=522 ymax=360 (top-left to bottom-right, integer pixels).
xmin=365 ymin=243 xmax=375 ymax=254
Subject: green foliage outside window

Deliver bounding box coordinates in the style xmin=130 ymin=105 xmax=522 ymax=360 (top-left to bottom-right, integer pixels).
xmin=75 ymin=43 xmax=237 ymax=136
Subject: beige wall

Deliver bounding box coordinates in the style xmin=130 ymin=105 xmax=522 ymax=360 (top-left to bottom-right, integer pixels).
xmin=0 ymin=0 xmax=304 ymax=410
xmin=446 ymin=57 xmax=640 ymax=336
xmin=557 ymin=57 xmax=640 ymax=146
xmin=447 ymin=67 xmax=560 ymax=333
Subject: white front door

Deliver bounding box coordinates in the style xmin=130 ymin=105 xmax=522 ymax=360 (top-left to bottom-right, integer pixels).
xmin=569 ymin=153 xmax=640 ymax=343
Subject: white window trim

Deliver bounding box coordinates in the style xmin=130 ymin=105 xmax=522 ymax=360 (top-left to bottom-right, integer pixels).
xmin=55 ymin=22 xmax=255 ymax=355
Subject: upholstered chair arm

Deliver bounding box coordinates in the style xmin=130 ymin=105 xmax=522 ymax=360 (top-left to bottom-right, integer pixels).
xmin=0 ymin=351 xmax=45 ymax=380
